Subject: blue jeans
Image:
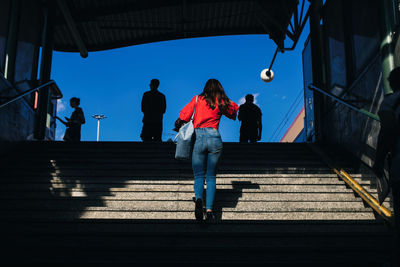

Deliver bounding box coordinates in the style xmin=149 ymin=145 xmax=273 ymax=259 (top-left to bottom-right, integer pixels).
xmin=192 ymin=128 xmax=223 ymax=210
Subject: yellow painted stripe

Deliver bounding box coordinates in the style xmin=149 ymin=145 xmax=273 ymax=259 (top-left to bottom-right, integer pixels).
xmin=333 ymin=168 xmax=393 ymax=219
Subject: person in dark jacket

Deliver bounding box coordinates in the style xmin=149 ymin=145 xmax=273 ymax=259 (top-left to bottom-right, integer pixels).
xmin=140 ymin=79 xmax=166 ymax=142
xmin=57 ymin=97 xmax=85 ymax=142
xmin=238 ymin=94 xmax=262 ymax=143
xmin=373 ymin=67 xmax=400 ymax=234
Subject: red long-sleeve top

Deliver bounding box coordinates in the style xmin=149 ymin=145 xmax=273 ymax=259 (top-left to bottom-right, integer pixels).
xmin=179 ymin=95 xmax=239 ymax=129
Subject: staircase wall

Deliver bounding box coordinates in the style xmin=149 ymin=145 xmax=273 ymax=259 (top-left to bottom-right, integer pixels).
xmin=321 ymin=55 xmax=384 ymax=168
xmin=0 ymin=0 xmax=52 ymax=142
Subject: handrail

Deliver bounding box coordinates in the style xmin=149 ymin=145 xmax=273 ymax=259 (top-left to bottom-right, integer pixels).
xmin=307 ymin=143 xmax=393 ymax=221
xmin=308 ymin=84 xmax=380 ymax=122
xmin=333 ymin=168 xmax=393 ymax=219
xmin=0 ymin=80 xmax=62 ymax=109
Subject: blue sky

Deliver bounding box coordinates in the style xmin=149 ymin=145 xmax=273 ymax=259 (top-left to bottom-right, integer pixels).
xmin=52 ymin=26 xmax=309 ymax=142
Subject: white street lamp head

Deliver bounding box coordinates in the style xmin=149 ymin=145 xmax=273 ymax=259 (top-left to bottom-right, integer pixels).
xmin=260 ymin=68 xmax=274 ymax=82
xmin=92 ymin=114 xmax=107 ymax=120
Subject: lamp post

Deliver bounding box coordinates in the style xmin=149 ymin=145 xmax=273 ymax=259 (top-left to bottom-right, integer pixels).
xmin=92 ymin=114 xmax=107 ymax=141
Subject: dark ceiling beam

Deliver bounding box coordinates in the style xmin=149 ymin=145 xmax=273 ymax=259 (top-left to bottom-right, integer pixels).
xmin=54 ymin=1 xmax=176 ymax=25
xmin=255 ymin=1 xmax=288 ymax=41
xmin=181 ymin=0 xmax=188 ymax=37
xmin=54 ymin=27 xmax=266 ymax=52
xmin=54 ymin=0 xmax=235 ymax=25
xmin=294 ymin=3 xmax=299 ymax=29
xmin=56 ymin=0 xmax=88 ymax=58
xmin=52 ymin=0 xmax=302 ymax=53
xmin=286 ymin=29 xmax=296 ymax=41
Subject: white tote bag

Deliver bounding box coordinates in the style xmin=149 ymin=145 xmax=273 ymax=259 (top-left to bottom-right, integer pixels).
xmin=174 ymin=96 xmax=198 ymax=160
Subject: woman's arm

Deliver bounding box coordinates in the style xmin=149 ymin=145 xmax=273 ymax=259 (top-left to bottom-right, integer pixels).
xmin=224 ymin=100 xmax=239 ymax=120
xmin=179 ymin=95 xmax=197 ymax=122
xmin=56 ymin=116 xmax=68 ymax=125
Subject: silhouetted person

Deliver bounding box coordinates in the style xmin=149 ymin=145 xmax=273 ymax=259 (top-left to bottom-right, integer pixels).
xmin=141 ymin=79 xmax=166 ymax=142
xmin=373 ymin=66 xmax=400 ymax=236
xmin=57 ymin=97 xmax=85 ymax=142
xmin=238 ymin=94 xmax=262 ymax=143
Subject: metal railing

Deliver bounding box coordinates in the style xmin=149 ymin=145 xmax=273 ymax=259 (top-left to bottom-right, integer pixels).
xmin=307 ymin=144 xmax=393 ymax=221
xmin=308 ymin=84 xmax=380 ymax=122
xmin=333 ymin=168 xmax=392 ymax=219
xmin=306 ymin=86 xmax=393 ymax=220
xmin=0 ymin=79 xmax=62 ymax=109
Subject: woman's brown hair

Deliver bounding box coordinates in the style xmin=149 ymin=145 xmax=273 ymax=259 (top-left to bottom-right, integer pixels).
xmin=199 ymin=79 xmax=231 ymax=114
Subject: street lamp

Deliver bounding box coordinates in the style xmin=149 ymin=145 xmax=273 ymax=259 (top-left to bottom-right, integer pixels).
xmin=92 ymin=114 xmax=107 ymax=141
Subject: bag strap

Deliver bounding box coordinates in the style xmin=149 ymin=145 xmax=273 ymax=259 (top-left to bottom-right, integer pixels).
xmin=174 ymin=96 xmax=198 ymax=143
xmin=190 ymin=95 xmax=198 ymax=121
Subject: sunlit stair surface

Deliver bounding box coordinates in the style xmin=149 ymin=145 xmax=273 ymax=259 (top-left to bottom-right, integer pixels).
xmin=0 ymin=142 xmax=397 ymax=265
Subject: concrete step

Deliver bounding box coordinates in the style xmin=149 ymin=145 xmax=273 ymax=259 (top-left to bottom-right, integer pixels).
xmin=0 ymin=183 xmax=367 ymax=193
xmin=4 ymin=157 xmax=323 ymax=166
xmin=16 ymin=150 xmax=316 ymax=160
xmin=0 ymin=177 xmax=372 ymax=185
xmin=5 ymin=230 xmax=390 ymax=249
xmin=1 ymin=141 xmax=394 ymax=266
xmin=4 ymin=231 xmax=393 ymax=267
xmin=13 ymin=147 xmax=316 ymax=154
xmin=2 ymin=209 xmax=377 ymax=220
xmin=1 ymin=198 xmax=374 ymax=211
xmin=19 ymin=141 xmax=310 ymax=150
xmin=0 ymin=191 xmax=367 ymax=201
xmin=2 ymin=167 xmax=335 ymax=176
xmin=3 ymin=220 xmax=388 ymax=234
xmin=1 ymin=162 xmax=329 ymax=171
xmin=0 ymin=173 xmax=365 ymax=179
xmin=2 ymin=246 xmax=394 ymax=265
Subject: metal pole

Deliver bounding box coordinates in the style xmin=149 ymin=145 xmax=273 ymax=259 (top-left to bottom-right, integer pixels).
xmin=92 ymin=114 xmax=106 ymax=142
xmin=4 ymin=0 xmax=20 ymax=82
xmin=380 ymin=0 xmax=397 ymax=95
xmin=309 ymin=0 xmax=325 ymax=143
xmin=97 ymin=119 xmax=100 ymax=142
xmin=267 ymin=47 xmax=279 ymax=75
xmin=35 ymin=1 xmax=55 ymax=140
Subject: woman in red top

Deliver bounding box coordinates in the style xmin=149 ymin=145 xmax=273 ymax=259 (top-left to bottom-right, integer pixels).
xmin=175 ymin=79 xmax=239 ymax=222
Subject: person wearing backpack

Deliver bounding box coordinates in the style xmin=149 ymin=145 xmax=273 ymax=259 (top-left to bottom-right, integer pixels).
xmin=373 ymin=66 xmax=400 ymax=234
xmin=174 ymin=79 xmax=239 ymax=222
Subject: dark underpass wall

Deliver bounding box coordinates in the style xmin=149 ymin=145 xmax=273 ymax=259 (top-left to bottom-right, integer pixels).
xmin=0 ymin=0 xmax=44 ymax=142
xmin=321 ymin=55 xmax=384 ymax=168
xmin=314 ymin=0 xmax=400 ymax=168
xmin=0 ymin=80 xmax=37 ymax=141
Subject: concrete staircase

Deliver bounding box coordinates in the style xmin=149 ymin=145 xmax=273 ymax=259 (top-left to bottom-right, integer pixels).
xmin=0 ymin=142 xmax=397 ymax=265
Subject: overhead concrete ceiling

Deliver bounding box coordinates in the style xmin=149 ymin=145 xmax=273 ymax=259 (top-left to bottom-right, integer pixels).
xmin=53 ymin=0 xmax=299 ymax=53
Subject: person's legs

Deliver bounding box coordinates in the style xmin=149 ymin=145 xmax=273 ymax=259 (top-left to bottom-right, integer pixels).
xmin=69 ymin=126 xmax=81 ymax=142
xmin=240 ymin=127 xmax=251 ymax=143
xmin=205 ymin=129 xmax=223 ymax=211
xmin=249 ymin=127 xmax=258 ymax=143
xmin=153 ymin=122 xmax=163 ymax=142
xmin=141 ymin=123 xmax=152 ymax=142
xmin=192 ymin=131 xmax=206 ymax=201
xmin=239 ymin=132 xmax=248 ymax=143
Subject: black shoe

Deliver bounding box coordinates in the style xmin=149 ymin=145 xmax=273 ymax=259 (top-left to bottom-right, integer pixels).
xmin=205 ymin=211 xmax=215 ymax=223
xmin=195 ymin=198 xmax=203 ymax=222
